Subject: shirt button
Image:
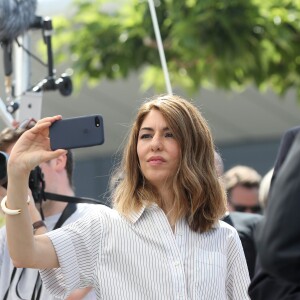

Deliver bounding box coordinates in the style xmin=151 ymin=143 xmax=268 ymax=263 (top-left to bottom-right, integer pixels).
xmin=174 ymin=261 xmax=180 ymax=266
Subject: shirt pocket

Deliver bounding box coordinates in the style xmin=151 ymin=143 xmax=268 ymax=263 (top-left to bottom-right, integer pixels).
xmin=193 ymin=250 xmax=227 ymax=299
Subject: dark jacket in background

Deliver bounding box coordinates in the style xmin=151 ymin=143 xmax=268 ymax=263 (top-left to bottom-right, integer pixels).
xmin=271 ymin=126 xmax=300 ymax=185
xmin=257 ymin=131 xmax=300 ymax=284
xmin=222 ymin=211 xmax=262 ymax=279
xmin=249 ymin=256 xmax=300 ymax=300
xmin=249 ymin=127 xmax=300 ymax=299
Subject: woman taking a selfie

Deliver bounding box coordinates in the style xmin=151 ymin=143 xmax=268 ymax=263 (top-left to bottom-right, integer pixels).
xmin=3 ymin=95 xmax=250 ymax=299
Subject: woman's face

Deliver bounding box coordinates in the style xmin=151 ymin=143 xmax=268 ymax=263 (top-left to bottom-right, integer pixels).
xmin=137 ymin=109 xmax=181 ymax=189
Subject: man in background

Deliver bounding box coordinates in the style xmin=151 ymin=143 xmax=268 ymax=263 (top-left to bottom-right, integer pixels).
xmin=223 ymin=165 xmax=262 ymax=214
xmin=216 ymin=153 xmax=262 ymax=279
xmin=0 ymin=125 xmax=96 ymax=299
xmin=249 ymin=126 xmax=300 ymax=300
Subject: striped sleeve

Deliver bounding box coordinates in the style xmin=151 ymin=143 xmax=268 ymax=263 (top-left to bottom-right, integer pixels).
xmin=0 ymin=227 xmax=6 ymax=268
xmin=40 ymin=209 xmax=104 ymax=298
xmin=226 ymin=228 xmax=251 ymax=300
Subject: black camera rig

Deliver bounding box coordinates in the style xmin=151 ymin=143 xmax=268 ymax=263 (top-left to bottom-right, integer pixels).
xmin=1 ymin=15 xmax=73 ymax=122
xmin=0 ymin=151 xmax=108 ymax=214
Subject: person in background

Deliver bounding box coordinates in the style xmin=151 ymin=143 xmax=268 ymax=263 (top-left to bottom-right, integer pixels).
xmin=0 ymin=125 xmax=96 ymax=300
xmin=4 ymin=95 xmax=250 ymax=299
xmin=215 ymin=152 xmax=263 ymax=279
xmin=223 ymin=165 xmax=262 ymax=214
xmin=249 ymin=126 xmax=300 ymax=300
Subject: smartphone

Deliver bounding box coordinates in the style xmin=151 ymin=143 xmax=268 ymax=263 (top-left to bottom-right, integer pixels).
xmin=49 ymin=115 xmax=105 ymax=150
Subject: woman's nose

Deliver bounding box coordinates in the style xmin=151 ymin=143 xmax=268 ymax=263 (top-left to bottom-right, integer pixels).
xmin=150 ymin=135 xmax=162 ymax=151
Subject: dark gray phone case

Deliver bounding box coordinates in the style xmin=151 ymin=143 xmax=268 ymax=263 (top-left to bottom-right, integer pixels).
xmin=50 ymin=115 xmax=104 ymax=150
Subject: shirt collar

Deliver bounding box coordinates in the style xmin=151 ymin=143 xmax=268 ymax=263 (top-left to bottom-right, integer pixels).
xmin=127 ymin=203 xmax=158 ymax=223
xmin=212 ymin=220 xmax=220 ymax=229
xmin=127 ymin=205 xmax=146 ymax=223
xmin=127 ymin=203 xmax=220 ymax=230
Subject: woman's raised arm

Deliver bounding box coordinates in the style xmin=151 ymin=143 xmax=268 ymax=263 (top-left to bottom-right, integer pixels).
xmin=5 ymin=116 xmax=66 ymax=269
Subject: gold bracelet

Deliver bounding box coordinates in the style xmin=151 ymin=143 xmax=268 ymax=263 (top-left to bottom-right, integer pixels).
xmin=0 ymin=195 xmax=30 ymax=215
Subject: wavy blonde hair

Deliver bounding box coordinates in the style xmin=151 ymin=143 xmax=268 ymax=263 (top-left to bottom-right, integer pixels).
xmin=113 ymin=94 xmax=226 ymax=232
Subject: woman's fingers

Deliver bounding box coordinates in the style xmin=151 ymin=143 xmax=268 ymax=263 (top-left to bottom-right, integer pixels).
xmin=41 ymin=149 xmax=67 ymax=162
xmin=36 ymin=115 xmax=62 ymax=125
xmin=30 ymin=115 xmax=62 ymax=135
xmin=8 ymin=116 xmax=66 ymax=173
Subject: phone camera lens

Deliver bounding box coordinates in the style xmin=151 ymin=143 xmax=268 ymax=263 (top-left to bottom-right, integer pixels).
xmin=95 ymin=116 xmax=100 ymax=127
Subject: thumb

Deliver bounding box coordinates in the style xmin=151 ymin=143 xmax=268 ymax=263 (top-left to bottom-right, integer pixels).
xmin=40 ymin=149 xmax=68 ymax=163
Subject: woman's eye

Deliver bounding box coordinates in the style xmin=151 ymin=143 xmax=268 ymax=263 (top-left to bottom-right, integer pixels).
xmin=140 ymin=134 xmax=152 ymax=139
xmin=165 ymin=132 xmax=174 ymax=138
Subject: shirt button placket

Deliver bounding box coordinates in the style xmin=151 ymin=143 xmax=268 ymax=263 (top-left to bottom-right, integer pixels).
xmin=173 ymin=260 xmax=186 ymax=300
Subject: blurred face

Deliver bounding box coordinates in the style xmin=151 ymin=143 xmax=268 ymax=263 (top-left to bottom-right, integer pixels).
xmin=137 ymin=109 xmax=180 ymax=189
xmin=228 ymin=185 xmax=261 ymax=213
xmin=39 ymin=160 xmax=57 ymax=193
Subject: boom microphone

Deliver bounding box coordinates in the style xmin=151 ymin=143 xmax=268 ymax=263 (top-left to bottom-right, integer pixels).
xmin=0 ymin=0 xmax=37 ymax=42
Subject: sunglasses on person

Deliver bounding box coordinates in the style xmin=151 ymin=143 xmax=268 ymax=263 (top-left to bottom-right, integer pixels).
xmin=232 ymin=204 xmax=262 ymax=214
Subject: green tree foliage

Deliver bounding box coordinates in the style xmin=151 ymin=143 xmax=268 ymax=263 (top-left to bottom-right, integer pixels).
xmin=52 ymin=0 xmax=300 ymax=98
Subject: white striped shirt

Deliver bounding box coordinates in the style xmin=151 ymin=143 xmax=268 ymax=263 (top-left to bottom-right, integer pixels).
xmin=0 ymin=203 xmax=97 ymax=300
xmin=40 ymin=204 xmax=250 ymax=299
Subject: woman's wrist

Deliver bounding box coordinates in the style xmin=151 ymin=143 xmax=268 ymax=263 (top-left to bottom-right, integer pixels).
xmin=32 ymin=220 xmax=47 ymax=234
xmin=1 ymin=195 xmax=30 ymax=215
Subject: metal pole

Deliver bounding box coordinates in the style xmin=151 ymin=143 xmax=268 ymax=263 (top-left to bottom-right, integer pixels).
xmin=14 ymin=33 xmax=31 ymax=121
xmin=147 ymin=0 xmax=173 ymax=95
